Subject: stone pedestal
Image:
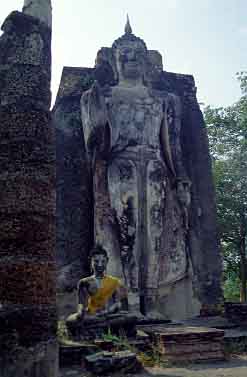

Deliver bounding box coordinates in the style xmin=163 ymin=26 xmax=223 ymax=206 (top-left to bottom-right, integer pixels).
xmin=67 ymin=313 xmax=137 ymax=340
xmin=140 ymin=325 xmax=225 ymax=362
xmin=59 ymin=343 xmax=98 ymax=368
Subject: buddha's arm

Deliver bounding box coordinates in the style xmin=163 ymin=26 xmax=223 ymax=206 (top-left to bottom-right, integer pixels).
xmin=160 ymin=113 xmax=176 ymax=177
xmin=81 ymin=81 xmax=111 ymax=162
xmin=160 ymin=100 xmax=186 ymax=179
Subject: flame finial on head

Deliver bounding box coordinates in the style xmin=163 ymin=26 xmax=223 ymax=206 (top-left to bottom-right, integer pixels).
xmin=125 ymin=14 xmax=132 ymax=34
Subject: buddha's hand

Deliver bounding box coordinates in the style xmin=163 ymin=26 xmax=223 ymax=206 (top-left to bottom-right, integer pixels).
xmin=88 ymin=81 xmax=108 ymax=128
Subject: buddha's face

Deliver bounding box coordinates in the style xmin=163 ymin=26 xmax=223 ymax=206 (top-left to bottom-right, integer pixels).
xmin=92 ymin=254 xmax=108 ymax=277
xmin=115 ymin=40 xmax=146 ymax=81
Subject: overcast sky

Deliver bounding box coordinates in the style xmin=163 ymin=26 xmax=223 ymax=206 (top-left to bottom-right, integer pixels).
xmin=0 ymin=0 xmax=246 ymax=107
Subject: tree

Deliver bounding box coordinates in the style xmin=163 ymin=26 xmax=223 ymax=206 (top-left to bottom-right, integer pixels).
xmin=204 ymin=73 xmax=247 ymax=302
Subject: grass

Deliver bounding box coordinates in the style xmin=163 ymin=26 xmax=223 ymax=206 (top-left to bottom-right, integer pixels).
xmin=101 ymin=328 xmax=172 ymax=368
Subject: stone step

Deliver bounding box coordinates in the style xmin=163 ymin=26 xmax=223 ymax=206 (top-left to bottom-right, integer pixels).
xmin=163 ymin=350 xmax=225 ymax=362
xmin=138 ymin=325 xmax=225 ymax=363
xmin=181 ymin=315 xmax=238 ymax=329
xmin=84 ymin=350 xmax=141 ymax=374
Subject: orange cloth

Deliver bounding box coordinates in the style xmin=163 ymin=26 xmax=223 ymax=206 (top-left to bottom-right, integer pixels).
xmin=87 ymin=275 xmax=121 ymax=314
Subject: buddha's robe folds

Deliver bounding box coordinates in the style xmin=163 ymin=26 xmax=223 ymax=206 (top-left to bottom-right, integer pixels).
xmin=81 ymin=84 xmax=188 ymax=303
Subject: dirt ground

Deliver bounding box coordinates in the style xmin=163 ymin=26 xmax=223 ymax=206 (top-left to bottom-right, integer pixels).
xmin=60 ymin=354 xmax=247 ymax=377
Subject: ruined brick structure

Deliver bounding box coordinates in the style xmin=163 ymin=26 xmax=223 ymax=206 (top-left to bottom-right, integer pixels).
xmin=0 ymin=1 xmax=57 ymax=376
xmin=55 ymin=20 xmax=223 ymax=319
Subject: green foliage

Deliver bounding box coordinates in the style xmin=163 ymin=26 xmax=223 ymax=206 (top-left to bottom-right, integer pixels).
xmin=224 ymin=275 xmax=241 ymax=302
xmin=102 ymin=328 xmax=127 ymax=345
xmin=204 ymin=72 xmax=247 ymax=302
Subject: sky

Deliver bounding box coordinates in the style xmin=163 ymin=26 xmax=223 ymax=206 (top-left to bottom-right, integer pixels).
xmin=0 ymin=0 xmax=246 ymax=107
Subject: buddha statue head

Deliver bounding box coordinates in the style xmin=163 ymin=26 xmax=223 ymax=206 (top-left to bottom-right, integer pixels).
xmin=112 ymin=16 xmax=148 ymax=85
xmin=95 ymin=16 xmax=163 ymax=87
xmin=90 ymin=244 xmax=109 ymax=278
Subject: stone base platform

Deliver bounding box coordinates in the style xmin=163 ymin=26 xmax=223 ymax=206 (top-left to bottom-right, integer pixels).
xmin=139 ymin=325 xmax=225 ymax=362
xmin=174 ymin=315 xmax=247 ymax=356
xmin=59 ymin=330 xmax=149 ymax=368
xmin=59 ymin=341 xmax=98 ymax=367
xmin=181 ymin=315 xmax=238 ymax=329
xmin=66 ymin=313 xmax=138 ymax=341
xmin=84 ymin=350 xmax=141 ymax=374
xmin=59 ymin=320 xmax=247 ymax=370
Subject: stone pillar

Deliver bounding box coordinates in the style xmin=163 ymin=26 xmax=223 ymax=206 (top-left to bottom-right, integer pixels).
xmin=0 ymin=4 xmax=56 ymax=377
xmin=23 ymin=0 xmax=52 ymax=28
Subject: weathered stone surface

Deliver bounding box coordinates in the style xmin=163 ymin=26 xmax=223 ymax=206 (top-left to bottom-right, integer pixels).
xmin=0 ymin=261 xmax=56 ymax=304
xmin=0 ymin=12 xmax=51 ymax=109
xmin=54 ymin=22 xmax=223 ymax=320
xmin=84 ymin=350 xmax=141 ymax=374
xmin=0 ymin=6 xmax=57 ymax=377
xmin=54 ymin=88 xmax=92 ymax=291
xmin=0 ymin=340 xmax=58 ymax=377
xmin=57 ymin=291 xmax=77 ymax=320
xmin=181 ymin=315 xmax=237 ymax=330
xmin=0 ymin=305 xmax=57 ymax=347
xmin=59 ymin=342 xmax=98 ymax=367
xmin=23 ymin=0 xmax=52 ymax=29
xmin=141 ymin=325 xmax=225 ymax=362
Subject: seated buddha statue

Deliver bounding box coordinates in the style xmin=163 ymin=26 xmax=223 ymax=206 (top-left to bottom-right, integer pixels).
xmin=66 ymin=245 xmax=137 ymax=338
